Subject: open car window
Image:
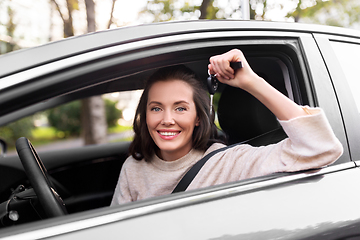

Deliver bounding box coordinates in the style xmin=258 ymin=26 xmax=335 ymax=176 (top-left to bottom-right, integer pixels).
xmin=0 ymin=90 xmax=143 ymax=156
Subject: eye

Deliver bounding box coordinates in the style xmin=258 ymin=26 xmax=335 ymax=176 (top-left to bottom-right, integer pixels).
xmin=151 ymin=107 xmax=161 ymax=112
xmin=176 ymin=107 xmax=187 ymax=112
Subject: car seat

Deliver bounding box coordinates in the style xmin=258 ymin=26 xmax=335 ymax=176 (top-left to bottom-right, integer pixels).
xmin=217 ymin=71 xmax=288 ymax=146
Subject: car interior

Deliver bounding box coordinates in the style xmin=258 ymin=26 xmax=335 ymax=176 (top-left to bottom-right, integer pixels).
xmin=0 ymin=44 xmax=310 ymax=227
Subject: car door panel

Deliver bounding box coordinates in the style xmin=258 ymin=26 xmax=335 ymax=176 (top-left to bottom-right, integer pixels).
xmin=2 ymin=162 xmax=358 ymax=240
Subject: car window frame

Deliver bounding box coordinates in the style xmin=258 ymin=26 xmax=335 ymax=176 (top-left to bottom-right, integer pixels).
xmin=313 ymin=33 xmax=360 ymax=162
xmin=0 ymin=31 xmax=350 ymax=162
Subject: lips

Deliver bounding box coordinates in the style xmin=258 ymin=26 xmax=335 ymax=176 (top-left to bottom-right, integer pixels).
xmin=157 ymin=130 xmax=181 ymax=140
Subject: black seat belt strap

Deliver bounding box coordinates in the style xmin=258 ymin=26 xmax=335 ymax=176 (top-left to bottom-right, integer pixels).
xmin=171 ymin=132 xmax=270 ymax=194
xmin=171 ymin=125 xmax=284 ymax=193
xmin=172 ymin=146 xmax=229 ymax=193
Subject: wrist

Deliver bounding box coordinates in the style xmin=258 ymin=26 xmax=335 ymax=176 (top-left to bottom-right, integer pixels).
xmin=239 ymin=75 xmax=266 ymax=93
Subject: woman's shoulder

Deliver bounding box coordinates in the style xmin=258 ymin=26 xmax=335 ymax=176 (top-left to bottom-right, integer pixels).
xmin=204 ymin=142 xmax=227 ymax=155
xmin=122 ymin=155 xmax=148 ymax=171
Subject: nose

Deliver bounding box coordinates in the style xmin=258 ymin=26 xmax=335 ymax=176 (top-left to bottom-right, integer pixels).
xmin=161 ymin=110 xmax=175 ymax=126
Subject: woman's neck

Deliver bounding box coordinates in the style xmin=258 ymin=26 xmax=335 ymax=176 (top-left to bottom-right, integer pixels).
xmin=157 ymin=147 xmax=193 ymax=161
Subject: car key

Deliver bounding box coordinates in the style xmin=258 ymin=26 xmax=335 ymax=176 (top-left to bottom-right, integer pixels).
xmin=207 ymin=61 xmax=243 ymax=115
xmin=207 ymin=73 xmax=217 ymax=116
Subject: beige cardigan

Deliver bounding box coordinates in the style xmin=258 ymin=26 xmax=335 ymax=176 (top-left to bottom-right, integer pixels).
xmin=111 ymin=107 xmax=343 ymax=205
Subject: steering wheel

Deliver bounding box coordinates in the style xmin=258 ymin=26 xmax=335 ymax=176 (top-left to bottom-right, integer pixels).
xmin=16 ymin=137 xmax=67 ymax=218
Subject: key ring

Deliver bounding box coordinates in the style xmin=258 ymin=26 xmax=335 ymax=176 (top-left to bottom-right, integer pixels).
xmin=207 ymin=61 xmax=243 ymax=116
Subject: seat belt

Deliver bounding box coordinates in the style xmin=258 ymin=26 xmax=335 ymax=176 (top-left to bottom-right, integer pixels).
xmin=172 ymin=145 xmax=230 ymax=193
xmin=171 ymin=127 xmax=285 ymax=193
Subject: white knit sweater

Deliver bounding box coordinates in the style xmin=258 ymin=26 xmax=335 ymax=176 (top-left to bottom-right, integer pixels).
xmin=111 ymin=107 xmax=343 ymax=205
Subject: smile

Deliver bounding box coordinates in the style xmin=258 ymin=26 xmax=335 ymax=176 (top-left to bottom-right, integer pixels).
xmin=159 ymin=132 xmax=179 ymax=136
xmin=157 ymin=130 xmax=181 ymax=139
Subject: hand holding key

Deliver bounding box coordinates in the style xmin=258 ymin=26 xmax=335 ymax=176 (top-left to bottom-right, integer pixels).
xmin=207 ymin=62 xmax=242 ymax=116
xmin=208 ymin=49 xmax=261 ymax=92
xmin=208 ymin=49 xmax=307 ymax=121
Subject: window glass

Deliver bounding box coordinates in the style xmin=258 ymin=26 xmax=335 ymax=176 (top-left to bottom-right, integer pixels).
xmin=330 ymin=41 xmax=360 ymax=114
xmin=0 ymin=90 xmax=142 ymax=156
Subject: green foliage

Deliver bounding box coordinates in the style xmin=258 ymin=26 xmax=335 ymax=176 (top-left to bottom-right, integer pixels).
xmin=108 ymin=124 xmax=133 ymax=134
xmin=140 ymin=0 xmax=209 ymax=22
xmin=286 ymin=0 xmax=360 ymax=28
xmin=139 ymin=0 xmax=273 ymax=22
xmin=69 ymin=0 xmax=80 ymax=11
xmin=47 ymin=100 xmax=82 ymax=137
xmin=47 ymin=98 xmax=122 ymax=137
xmin=31 ymin=126 xmax=58 ymax=140
xmin=0 ymin=116 xmax=34 ymax=147
xmin=286 ymin=0 xmax=332 ymax=22
xmin=0 ymin=97 xmax=122 ymax=148
xmin=0 ymin=2 xmax=20 ymax=54
xmin=29 ymin=126 xmax=62 ymax=147
xmin=105 ymin=98 xmax=122 ymax=128
xmin=6 ymin=6 xmax=16 ymax=37
xmin=201 ymin=1 xmax=220 ymax=19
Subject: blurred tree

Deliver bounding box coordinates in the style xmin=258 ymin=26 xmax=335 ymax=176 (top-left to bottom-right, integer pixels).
xmin=48 ymin=101 xmax=82 ymax=137
xmin=199 ymin=0 xmax=211 ymax=19
xmin=5 ymin=2 xmax=16 ymax=52
xmin=50 ymin=0 xmax=77 ymax=38
xmin=139 ymin=0 xmax=220 ymax=21
xmin=0 ymin=1 xmax=28 ymax=147
xmin=287 ymin=0 xmax=360 ymax=28
xmin=81 ymin=0 xmax=108 ymax=145
xmin=249 ymin=0 xmax=291 ymax=20
xmin=0 ymin=0 xmax=20 ymax=54
xmin=108 ymin=0 xmax=118 ymax=28
xmin=0 ymin=117 xmax=34 ymax=148
xmin=139 ymin=0 xmax=360 ymax=28
xmin=249 ymin=0 xmax=267 ymax=20
xmin=105 ymin=99 xmax=122 ymax=128
xmin=138 ymin=0 xmax=281 ymax=21
xmin=50 ymin=0 xmax=120 ymax=145
xmin=47 ymin=99 xmax=121 ymax=137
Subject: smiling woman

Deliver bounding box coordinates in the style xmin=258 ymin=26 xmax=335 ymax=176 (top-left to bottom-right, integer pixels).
xmin=146 ymin=80 xmax=199 ymax=161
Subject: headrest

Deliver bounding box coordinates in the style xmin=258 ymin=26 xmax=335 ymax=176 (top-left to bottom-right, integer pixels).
xmin=217 ymin=85 xmax=281 ymax=145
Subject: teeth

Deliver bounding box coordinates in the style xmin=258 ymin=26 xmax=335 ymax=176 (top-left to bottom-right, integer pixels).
xmin=159 ymin=132 xmax=178 ymax=136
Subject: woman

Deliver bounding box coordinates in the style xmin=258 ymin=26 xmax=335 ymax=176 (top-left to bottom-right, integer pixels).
xmin=111 ymin=49 xmax=343 ymax=205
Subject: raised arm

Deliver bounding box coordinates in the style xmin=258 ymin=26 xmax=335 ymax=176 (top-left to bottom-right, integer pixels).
xmin=208 ymin=49 xmax=307 ymax=121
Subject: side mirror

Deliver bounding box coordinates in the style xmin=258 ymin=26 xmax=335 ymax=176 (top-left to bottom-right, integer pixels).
xmin=0 ymin=139 xmax=7 ymax=157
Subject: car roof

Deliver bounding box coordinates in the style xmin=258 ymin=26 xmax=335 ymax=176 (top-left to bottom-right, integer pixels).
xmin=1 ymin=20 xmax=360 ymax=79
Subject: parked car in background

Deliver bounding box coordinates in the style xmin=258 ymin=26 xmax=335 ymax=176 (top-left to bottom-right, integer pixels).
xmin=0 ymin=20 xmax=360 ymax=239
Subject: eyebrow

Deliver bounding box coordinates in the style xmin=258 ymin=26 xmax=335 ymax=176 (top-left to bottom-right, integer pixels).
xmin=147 ymin=100 xmax=190 ymax=106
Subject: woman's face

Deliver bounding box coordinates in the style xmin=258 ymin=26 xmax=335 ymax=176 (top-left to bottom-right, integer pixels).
xmin=146 ymin=80 xmax=199 ymax=161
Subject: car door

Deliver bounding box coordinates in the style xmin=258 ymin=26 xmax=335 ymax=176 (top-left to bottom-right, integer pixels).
xmin=1 ymin=22 xmax=359 ymax=240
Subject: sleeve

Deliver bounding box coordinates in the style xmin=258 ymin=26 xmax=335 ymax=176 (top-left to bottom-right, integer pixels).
xmin=246 ymin=106 xmax=344 ymax=177
xmin=274 ymin=106 xmax=343 ymax=171
xmin=110 ymin=161 xmax=133 ymax=206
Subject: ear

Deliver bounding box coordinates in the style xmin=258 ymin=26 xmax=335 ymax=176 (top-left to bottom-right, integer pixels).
xmin=195 ymin=117 xmax=200 ymax=126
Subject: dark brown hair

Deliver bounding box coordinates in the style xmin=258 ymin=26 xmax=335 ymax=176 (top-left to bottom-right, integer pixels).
xmin=129 ymin=65 xmax=222 ymax=161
